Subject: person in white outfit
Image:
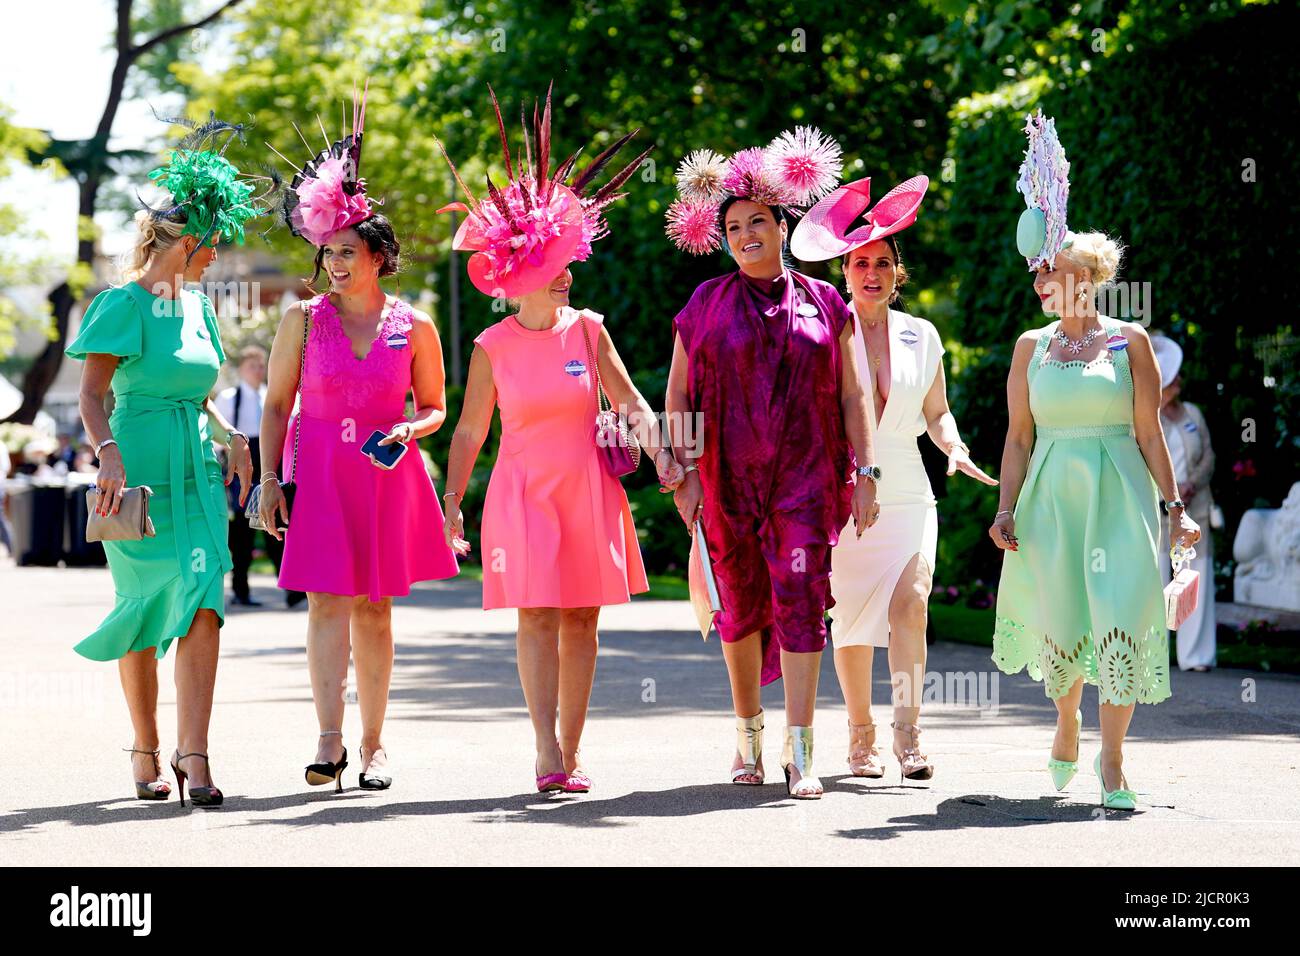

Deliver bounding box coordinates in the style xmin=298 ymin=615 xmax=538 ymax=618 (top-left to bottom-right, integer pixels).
xmin=791 ymin=175 xmax=996 ymax=781
xmin=1152 ymin=335 xmax=1217 ymax=671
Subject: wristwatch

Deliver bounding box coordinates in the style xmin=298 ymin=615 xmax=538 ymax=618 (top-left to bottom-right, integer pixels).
xmin=1161 ymin=498 xmax=1186 ymax=514
xmin=856 ymin=464 xmax=882 ymax=485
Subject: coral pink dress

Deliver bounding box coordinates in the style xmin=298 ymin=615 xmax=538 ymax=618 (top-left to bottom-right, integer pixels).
xmin=473 ymin=306 xmax=648 ymax=609
xmin=279 ymin=294 xmax=459 ymax=600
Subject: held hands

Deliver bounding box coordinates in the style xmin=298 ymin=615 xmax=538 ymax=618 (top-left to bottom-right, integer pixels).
xmin=224 ymin=435 xmax=254 ymax=507
xmin=443 ymin=499 xmax=471 ymax=557
xmin=851 ymin=478 xmax=879 ymax=537
xmin=94 ymin=445 xmax=127 ymax=516
xmin=948 ymin=445 xmax=998 ymax=487
xmin=258 ymin=481 xmax=290 ymax=542
xmin=654 ymin=448 xmax=685 ymax=492
xmin=989 ymin=511 xmax=1018 ymax=551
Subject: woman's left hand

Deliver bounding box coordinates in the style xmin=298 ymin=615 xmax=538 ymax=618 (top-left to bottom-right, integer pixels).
xmin=948 ymin=445 xmax=998 ymax=486
xmin=225 ymin=435 xmax=254 ymax=507
xmin=851 ymin=479 xmax=879 ymax=537
xmin=1171 ymin=509 xmax=1202 ymax=551
xmin=379 ymin=421 xmax=414 ymax=446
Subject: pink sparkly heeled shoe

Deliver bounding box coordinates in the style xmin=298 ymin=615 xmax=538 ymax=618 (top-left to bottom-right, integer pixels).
xmin=847 ymin=720 xmax=885 ymax=778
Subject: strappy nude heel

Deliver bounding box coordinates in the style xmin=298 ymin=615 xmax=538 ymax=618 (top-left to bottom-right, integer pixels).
xmin=731 ymin=711 xmax=765 ymax=785
xmin=891 ymin=720 xmax=934 ymax=782
xmin=847 ymin=720 xmax=885 ymax=778
xmin=124 ymin=746 xmax=171 ymax=801
xmin=781 ymin=726 xmax=823 ymax=799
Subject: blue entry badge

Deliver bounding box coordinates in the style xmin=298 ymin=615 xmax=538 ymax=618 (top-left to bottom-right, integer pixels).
xmin=1105 ymin=333 xmax=1129 ymax=351
xmin=899 ymin=328 xmax=919 ymax=347
xmin=565 ymin=359 xmax=587 ymax=376
xmin=385 ymin=332 xmax=408 ymax=350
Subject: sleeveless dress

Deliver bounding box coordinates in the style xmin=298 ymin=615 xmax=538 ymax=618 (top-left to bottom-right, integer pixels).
xmin=278 ymin=294 xmax=459 ymax=600
xmin=830 ymin=307 xmax=942 ymax=648
xmin=472 ymin=306 xmax=648 ymax=609
xmin=992 ymin=318 xmax=1170 ymax=706
xmin=65 ymin=284 xmax=232 ymax=660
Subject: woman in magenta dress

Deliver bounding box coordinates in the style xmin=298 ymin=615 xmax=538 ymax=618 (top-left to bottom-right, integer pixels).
xmin=664 ymin=132 xmax=880 ymax=798
xmin=259 ymin=91 xmax=458 ymax=792
xmin=438 ymin=87 xmax=681 ymax=793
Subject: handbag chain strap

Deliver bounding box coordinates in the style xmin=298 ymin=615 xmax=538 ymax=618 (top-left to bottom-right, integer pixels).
xmin=289 ymin=303 xmax=309 ymax=479
xmin=578 ymin=312 xmax=611 ymax=414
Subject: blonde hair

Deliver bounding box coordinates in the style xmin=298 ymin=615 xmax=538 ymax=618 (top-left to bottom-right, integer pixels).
xmin=119 ymin=207 xmax=187 ymax=282
xmin=1062 ymin=231 xmax=1124 ymax=286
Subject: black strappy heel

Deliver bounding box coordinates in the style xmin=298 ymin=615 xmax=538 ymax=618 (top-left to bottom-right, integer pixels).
xmin=125 ymin=746 xmax=172 ymax=801
xmin=170 ymin=751 xmax=223 ymax=807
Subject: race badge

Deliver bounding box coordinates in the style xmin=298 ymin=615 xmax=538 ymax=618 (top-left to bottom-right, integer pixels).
xmin=1105 ymin=333 xmax=1128 ymax=351
xmin=899 ymin=328 xmax=919 ymax=347
xmin=385 ymin=332 xmax=408 ymax=350
xmin=565 ymin=359 xmax=587 ymax=377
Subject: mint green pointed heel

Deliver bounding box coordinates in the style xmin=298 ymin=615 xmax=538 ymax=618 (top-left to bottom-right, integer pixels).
xmin=1047 ymin=709 xmax=1082 ymax=791
xmin=1094 ymin=753 xmax=1137 ymax=811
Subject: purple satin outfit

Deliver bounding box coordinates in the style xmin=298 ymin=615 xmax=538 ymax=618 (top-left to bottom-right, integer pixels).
xmin=673 ymin=269 xmax=856 ymax=685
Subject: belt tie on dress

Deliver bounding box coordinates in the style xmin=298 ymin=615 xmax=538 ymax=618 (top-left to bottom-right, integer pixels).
xmin=115 ymin=394 xmax=226 ymax=592
xmin=1036 ymin=423 xmax=1133 ymax=440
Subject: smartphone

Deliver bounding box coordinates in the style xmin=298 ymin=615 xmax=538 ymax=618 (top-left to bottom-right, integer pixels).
xmin=361 ymin=429 xmax=409 ymax=470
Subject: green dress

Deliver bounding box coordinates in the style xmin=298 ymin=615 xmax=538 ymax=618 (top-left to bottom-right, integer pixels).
xmin=65 ymin=283 xmax=232 ymax=660
xmin=992 ymin=318 xmax=1170 ymax=706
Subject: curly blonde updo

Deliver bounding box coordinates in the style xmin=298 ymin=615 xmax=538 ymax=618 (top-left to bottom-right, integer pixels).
xmin=1062 ymin=231 xmax=1125 ymax=286
xmin=120 ymin=207 xmax=187 ymax=281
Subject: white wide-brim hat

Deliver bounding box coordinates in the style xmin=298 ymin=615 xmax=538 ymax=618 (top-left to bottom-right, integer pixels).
xmin=1151 ymin=335 xmax=1183 ymax=389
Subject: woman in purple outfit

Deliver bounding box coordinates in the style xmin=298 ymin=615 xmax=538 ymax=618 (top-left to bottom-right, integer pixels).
xmin=664 ymin=132 xmax=880 ymax=798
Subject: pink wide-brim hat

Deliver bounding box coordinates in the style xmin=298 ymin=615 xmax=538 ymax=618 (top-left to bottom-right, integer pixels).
xmin=440 ymin=183 xmax=586 ymax=299
xmin=790 ymin=174 xmax=929 ymax=262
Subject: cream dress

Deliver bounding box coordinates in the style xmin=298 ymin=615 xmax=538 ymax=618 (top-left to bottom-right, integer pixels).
xmin=829 ymin=306 xmax=943 ymax=648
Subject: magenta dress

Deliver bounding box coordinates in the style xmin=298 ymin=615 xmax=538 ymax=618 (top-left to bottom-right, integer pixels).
xmin=673 ymin=270 xmax=855 ymax=685
xmin=278 ymin=294 xmax=459 ymax=600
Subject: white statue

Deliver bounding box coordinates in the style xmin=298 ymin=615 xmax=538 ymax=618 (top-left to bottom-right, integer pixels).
xmin=1234 ymin=481 xmax=1300 ymax=611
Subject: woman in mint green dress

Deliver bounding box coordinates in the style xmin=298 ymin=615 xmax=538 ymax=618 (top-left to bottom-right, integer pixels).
xmin=989 ymin=232 xmax=1200 ymax=811
xmin=66 ymin=130 xmax=260 ymax=806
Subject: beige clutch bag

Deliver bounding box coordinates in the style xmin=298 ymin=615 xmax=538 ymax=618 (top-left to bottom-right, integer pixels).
xmin=85 ymin=486 xmax=157 ymax=542
xmin=688 ymin=519 xmax=722 ymax=640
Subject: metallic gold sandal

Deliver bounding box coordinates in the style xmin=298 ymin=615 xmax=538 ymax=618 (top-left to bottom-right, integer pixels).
xmin=781 ymin=726 xmax=823 ymax=799
xmin=731 ymin=711 xmax=765 ymax=785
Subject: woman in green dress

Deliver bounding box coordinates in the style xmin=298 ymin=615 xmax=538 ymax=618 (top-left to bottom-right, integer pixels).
xmin=989 ymin=228 xmax=1200 ymax=810
xmin=66 ymin=130 xmax=260 ymax=806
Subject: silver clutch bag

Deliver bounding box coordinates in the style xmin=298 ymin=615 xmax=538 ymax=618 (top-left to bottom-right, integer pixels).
xmin=85 ymin=486 xmax=157 ymax=542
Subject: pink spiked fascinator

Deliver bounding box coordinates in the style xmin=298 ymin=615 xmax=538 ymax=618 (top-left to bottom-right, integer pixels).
xmin=269 ymin=80 xmax=375 ymax=247
xmin=435 ymin=83 xmax=654 ymax=299
xmin=664 ymin=127 xmax=843 ymax=255
xmin=789 ymin=174 xmax=929 ymax=261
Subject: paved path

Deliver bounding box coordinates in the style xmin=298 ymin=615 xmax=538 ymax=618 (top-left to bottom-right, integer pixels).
xmin=3 ymin=565 xmax=1298 ymax=865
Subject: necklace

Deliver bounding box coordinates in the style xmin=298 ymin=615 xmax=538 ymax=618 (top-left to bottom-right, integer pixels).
xmin=1054 ymin=323 xmax=1102 ymax=355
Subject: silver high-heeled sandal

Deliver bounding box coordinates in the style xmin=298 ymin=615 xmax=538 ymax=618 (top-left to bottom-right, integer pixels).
xmin=731 ymin=711 xmax=765 ymax=785
xmin=891 ymin=720 xmax=934 ymax=782
xmin=781 ymin=726 xmax=823 ymax=799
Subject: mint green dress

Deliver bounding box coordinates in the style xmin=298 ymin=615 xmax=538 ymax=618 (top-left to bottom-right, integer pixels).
xmin=65 ymin=283 xmax=232 ymax=660
xmin=992 ymin=319 xmax=1170 ymax=706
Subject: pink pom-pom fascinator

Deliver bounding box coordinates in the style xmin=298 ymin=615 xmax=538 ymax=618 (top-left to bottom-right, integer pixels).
xmin=1016 ymin=109 xmax=1073 ymax=270
xmin=789 ymin=174 xmax=929 ymax=262
xmin=434 ymin=83 xmax=654 ymax=299
xmin=664 ymin=127 xmax=844 ymax=255
xmin=268 ymin=80 xmax=375 ymax=247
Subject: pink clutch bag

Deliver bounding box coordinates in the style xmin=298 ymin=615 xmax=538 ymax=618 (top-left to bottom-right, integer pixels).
xmin=579 ymin=313 xmax=641 ymax=479
xmin=688 ymin=519 xmax=722 ymax=640
xmin=1164 ymin=545 xmax=1200 ymax=630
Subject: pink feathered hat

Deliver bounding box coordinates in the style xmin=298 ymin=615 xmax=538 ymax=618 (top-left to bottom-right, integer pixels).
xmin=436 ymin=83 xmax=653 ymax=299
xmin=789 ymin=174 xmax=929 ymax=262
xmin=269 ymin=80 xmax=375 ymax=247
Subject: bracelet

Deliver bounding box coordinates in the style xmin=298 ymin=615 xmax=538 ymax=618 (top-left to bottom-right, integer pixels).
xmin=443 ymin=492 xmax=462 ymax=500
xmin=259 ymin=471 xmax=279 ymax=482
xmin=94 ymin=438 xmax=118 ymax=456
xmin=227 ymin=429 xmax=249 ymax=445
xmin=948 ymin=440 xmax=970 ymax=457
xmin=995 ymin=510 xmax=1013 ymax=519
xmin=683 ymin=464 xmax=699 ymax=474
xmin=260 ymin=476 xmax=280 ymax=487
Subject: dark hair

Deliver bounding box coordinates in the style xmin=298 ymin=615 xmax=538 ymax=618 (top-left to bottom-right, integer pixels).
xmin=718 ymin=196 xmax=791 ymax=265
xmin=308 ymin=213 xmax=402 ymax=291
xmin=842 ymin=234 xmax=909 ymax=305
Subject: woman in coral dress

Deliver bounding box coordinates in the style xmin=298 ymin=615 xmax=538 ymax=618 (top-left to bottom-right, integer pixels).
xmin=439 ymin=87 xmax=680 ymax=793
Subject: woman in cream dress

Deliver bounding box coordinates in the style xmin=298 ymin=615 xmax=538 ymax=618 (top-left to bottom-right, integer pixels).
xmin=792 ymin=175 xmax=995 ymax=781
